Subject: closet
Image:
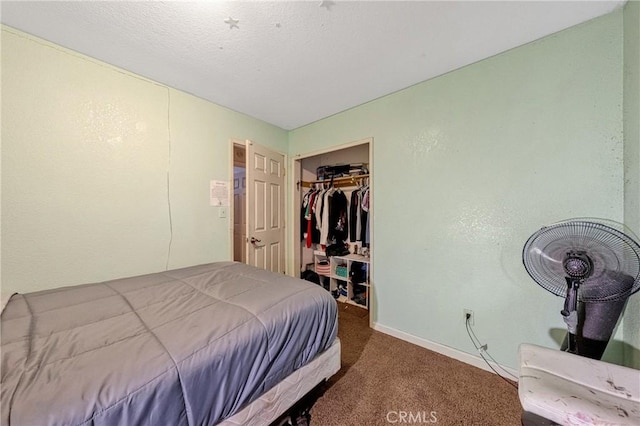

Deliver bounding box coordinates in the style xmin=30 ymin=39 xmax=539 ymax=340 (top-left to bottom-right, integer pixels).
xmin=294 ymin=139 xmax=372 ymax=310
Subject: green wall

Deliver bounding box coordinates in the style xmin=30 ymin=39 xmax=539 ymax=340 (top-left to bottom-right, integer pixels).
xmin=288 ymin=10 xmax=626 ymax=369
xmin=2 ymin=7 xmax=637 ymax=372
xmin=623 ymin=0 xmax=640 ymax=369
xmin=1 ymin=27 xmax=287 ymax=294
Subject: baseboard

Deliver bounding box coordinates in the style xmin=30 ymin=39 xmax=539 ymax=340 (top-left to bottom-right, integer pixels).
xmin=372 ymin=322 xmax=519 ymax=380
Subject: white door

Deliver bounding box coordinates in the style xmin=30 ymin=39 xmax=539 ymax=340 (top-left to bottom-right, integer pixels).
xmin=246 ymin=140 xmax=285 ymax=274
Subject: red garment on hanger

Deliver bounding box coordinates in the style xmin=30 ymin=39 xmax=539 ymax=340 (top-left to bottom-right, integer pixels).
xmin=306 ymin=191 xmax=317 ymax=248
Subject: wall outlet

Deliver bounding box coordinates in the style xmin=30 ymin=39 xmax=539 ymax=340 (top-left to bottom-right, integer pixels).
xmin=464 ymin=309 xmax=474 ymax=325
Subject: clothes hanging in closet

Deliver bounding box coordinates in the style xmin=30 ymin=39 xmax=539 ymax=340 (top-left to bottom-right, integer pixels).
xmin=327 ymin=189 xmax=348 ymax=243
xmin=301 ymin=188 xmax=321 ymax=247
xmin=349 ymin=189 xmax=360 ymax=242
xmin=301 ymin=182 xmax=369 ymax=248
xmin=361 ymin=186 xmax=370 ymax=247
xmin=348 ymin=185 xmax=370 ymax=247
xmin=318 ymin=187 xmax=348 ymax=246
xmin=300 ymin=184 xmax=349 ymax=247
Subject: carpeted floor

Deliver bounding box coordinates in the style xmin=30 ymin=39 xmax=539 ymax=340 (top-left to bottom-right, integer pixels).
xmin=309 ymin=302 xmax=523 ymax=425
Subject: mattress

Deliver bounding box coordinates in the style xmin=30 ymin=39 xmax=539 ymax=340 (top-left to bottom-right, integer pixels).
xmin=221 ymin=338 xmax=341 ymax=426
xmin=1 ymin=262 xmax=338 ymax=425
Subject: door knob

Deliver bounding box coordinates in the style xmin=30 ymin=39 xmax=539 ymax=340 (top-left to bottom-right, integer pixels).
xmin=250 ymin=237 xmax=262 ymax=244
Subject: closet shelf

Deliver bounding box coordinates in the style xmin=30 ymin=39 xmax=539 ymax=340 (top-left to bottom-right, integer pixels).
xmin=300 ymin=174 xmax=369 ymax=189
xmin=314 ymin=250 xmax=369 ymax=263
xmin=313 ymin=252 xmax=371 ymax=310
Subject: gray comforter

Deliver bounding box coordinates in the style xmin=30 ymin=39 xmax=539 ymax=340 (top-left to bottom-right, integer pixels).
xmin=1 ymin=262 xmax=338 ymax=425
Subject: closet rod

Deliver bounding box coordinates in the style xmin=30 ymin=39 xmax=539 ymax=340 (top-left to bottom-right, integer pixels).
xmin=300 ymin=174 xmax=369 ymax=189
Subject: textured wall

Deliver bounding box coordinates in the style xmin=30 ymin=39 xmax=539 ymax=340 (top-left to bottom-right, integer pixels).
xmin=1 ymin=27 xmax=287 ymax=294
xmin=623 ymin=0 xmax=640 ymax=369
xmin=2 ymin=8 xmax=633 ymax=373
xmin=288 ymin=11 xmax=625 ymax=369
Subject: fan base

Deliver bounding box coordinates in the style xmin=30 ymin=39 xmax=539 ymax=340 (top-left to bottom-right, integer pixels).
xmin=522 ymin=411 xmax=559 ymax=426
xmin=560 ymin=333 xmax=608 ymax=360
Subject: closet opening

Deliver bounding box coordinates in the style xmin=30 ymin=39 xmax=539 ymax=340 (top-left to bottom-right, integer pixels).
xmin=294 ymin=138 xmax=373 ymax=321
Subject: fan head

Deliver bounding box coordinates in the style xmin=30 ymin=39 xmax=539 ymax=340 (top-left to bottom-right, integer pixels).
xmin=523 ymin=219 xmax=640 ymax=359
xmin=523 ymin=219 xmax=640 ymax=302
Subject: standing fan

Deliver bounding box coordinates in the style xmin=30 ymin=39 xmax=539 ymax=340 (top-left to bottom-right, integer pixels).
xmin=523 ymin=218 xmax=640 ymax=359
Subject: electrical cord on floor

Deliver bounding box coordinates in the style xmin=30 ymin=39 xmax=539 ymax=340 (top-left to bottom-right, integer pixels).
xmin=467 ymin=318 xmax=519 ymax=381
xmin=465 ymin=316 xmax=519 ymax=390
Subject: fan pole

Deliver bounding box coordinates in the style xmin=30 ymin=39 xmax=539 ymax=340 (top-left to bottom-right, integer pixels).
xmin=561 ymin=277 xmax=580 ymax=354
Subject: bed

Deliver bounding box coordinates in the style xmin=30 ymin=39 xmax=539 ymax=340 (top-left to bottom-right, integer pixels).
xmin=1 ymin=261 xmax=340 ymax=425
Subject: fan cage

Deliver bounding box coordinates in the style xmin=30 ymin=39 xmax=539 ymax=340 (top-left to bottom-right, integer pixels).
xmin=523 ymin=219 xmax=640 ymax=301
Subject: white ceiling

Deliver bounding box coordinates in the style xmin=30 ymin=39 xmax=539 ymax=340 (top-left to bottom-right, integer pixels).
xmin=1 ymin=1 xmax=626 ymax=130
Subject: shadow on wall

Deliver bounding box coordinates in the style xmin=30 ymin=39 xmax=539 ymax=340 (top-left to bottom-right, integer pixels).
xmin=547 ymin=327 xmax=639 ymax=367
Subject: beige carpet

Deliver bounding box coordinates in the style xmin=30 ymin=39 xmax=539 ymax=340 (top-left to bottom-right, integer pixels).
xmin=309 ymin=302 xmax=523 ymax=425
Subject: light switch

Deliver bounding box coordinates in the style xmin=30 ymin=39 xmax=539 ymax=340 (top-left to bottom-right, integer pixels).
xmin=218 ymin=208 xmax=227 ymax=218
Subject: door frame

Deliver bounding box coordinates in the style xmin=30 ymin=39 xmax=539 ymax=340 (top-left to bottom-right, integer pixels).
xmin=230 ymin=141 xmax=247 ymax=263
xmin=290 ymin=137 xmax=374 ymax=323
xmin=229 ymin=139 xmax=244 ymax=261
